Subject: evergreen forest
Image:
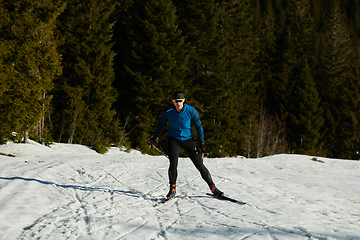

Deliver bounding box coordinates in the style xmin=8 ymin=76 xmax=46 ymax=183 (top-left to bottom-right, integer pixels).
xmin=1 ymin=0 xmax=360 ymax=160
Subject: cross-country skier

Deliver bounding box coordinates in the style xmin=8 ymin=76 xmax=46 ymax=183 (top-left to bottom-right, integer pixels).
xmin=148 ymin=91 xmax=224 ymax=200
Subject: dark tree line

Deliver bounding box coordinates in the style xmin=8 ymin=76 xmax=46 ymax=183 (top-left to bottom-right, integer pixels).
xmin=1 ymin=0 xmax=360 ymax=159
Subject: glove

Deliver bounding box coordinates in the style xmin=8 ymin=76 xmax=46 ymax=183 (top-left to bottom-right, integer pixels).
xmin=147 ymin=137 xmax=156 ymax=148
xmin=200 ymin=140 xmax=206 ymax=154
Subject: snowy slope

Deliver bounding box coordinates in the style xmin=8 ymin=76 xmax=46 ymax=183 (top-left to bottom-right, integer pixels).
xmin=0 ymin=141 xmax=359 ymax=240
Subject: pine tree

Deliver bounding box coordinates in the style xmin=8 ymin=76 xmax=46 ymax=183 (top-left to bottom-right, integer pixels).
xmin=113 ymin=0 xmax=188 ymax=152
xmin=276 ymin=0 xmax=305 ymax=152
xmin=54 ymin=0 xmax=119 ymax=153
xmin=257 ymin=0 xmax=277 ymax=100
xmin=317 ymin=0 xmax=356 ymax=158
xmin=264 ymin=0 xmax=290 ymax=133
xmin=263 ymin=0 xmax=323 ymax=154
xmin=285 ymin=0 xmax=324 ymax=154
xmin=350 ymin=0 xmax=360 ymax=159
xmin=0 ymin=2 xmax=14 ymax=142
xmin=291 ymin=63 xmax=323 ymax=155
xmin=172 ymin=0 xmax=224 ymax=157
xmin=256 ymin=0 xmax=283 ymax=157
xmin=172 ymin=0 xmax=260 ymax=157
xmin=221 ymin=0 xmax=261 ymax=157
xmin=0 ymin=0 xmax=64 ymax=143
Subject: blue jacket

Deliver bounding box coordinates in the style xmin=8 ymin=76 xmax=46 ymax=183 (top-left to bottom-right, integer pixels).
xmin=153 ymin=104 xmax=204 ymax=142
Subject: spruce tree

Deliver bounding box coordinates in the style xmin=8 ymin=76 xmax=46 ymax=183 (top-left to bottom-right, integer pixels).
xmin=172 ymin=0 xmax=260 ymax=157
xmin=256 ymin=0 xmax=281 ymax=157
xmin=54 ymin=0 xmax=119 ymax=153
xmin=0 ymin=2 xmax=14 ymax=142
xmin=113 ymin=0 xmax=188 ymax=152
xmin=257 ymin=0 xmax=277 ymax=101
xmin=291 ymin=64 xmax=323 ymax=155
xmin=220 ymin=0 xmax=260 ymax=157
xmin=264 ymin=0 xmax=290 ymax=132
xmin=263 ymin=0 xmax=323 ymax=154
xmin=0 ymin=0 xmax=64 ymax=143
xmin=317 ymin=0 xmax=356 ymax=158
xmin=277 ymin=0 xmax=304 ymax=151
xmin=0 ymin=0 xmax=9 ymax=88
xmin=350 ymin=1 xmax=360 ymax=159
xmin=172 ymin=0 xmax=224 ymax=157
xmin=286 ymin=0 xmax=324 ymax=154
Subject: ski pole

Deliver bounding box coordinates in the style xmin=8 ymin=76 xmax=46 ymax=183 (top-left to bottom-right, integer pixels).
xmin=150 ymin=142 xmax=169 ymax=159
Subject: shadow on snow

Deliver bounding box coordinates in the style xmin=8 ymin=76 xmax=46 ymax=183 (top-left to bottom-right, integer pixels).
xmin=0 ymin=176 xmax=146 ymax=200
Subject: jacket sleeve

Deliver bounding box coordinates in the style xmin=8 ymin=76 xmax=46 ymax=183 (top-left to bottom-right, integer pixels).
xmin=153 ymin=109 xmax=168 ymax=139
xmin=192 ymin=108 xmax=204 ymax=142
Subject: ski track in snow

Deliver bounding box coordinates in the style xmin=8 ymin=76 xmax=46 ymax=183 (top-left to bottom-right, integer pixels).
xmin=0 ymin=142 xmax=359 ymax=239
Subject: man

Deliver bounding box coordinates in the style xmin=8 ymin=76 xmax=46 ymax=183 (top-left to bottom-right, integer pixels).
xmin=148 ymin=91 xmax=224 ymax=200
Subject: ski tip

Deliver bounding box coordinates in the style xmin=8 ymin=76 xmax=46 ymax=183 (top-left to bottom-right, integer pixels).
xmin=162 ymin=195 xmax=180 ymax=204
xmin=206 ymin=193 xmax=247 ymax=205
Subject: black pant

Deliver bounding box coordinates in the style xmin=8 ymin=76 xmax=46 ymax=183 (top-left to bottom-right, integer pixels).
xmin=167 ymin=137 xmax=214 ymax=187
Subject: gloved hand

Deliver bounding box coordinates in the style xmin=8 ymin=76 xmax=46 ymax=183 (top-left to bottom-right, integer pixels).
xmin=147 ymin=137 xmax=156 ymax=148
xmin=200 ymin=140 xmax=206 ymax=154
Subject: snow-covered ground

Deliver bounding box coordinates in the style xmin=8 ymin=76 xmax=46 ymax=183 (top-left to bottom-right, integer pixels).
xmin=0 ymin=140 xmax=359 ymax=240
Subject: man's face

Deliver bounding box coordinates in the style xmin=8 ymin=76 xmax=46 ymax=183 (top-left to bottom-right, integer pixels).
xmin=173 ymin=99 xmax=185 ymax=112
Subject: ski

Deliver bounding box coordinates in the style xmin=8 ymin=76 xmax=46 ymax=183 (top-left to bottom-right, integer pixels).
xmin=206 ymin=193 xmax=247 ymax=205
xmin=160 ymin=195 xmax=180 ymax=204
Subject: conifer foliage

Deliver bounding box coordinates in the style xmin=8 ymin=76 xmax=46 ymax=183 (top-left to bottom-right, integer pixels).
xmin=2 ymin=0 xmax=360 ymax=159
xmin=53 ymin=0 xmax=119 ymax=153
xmin=317 ymin=0 xmax=357 ymax=158
xmin=171 ymin=0 xmax=260 ymax=157
xmin=173 ymin=0 xmax=227 ymax=156
xmin=113 ymin=0 xmax=188 ymax=152
xmin=0 ymin=0 xmax=64 ymax=143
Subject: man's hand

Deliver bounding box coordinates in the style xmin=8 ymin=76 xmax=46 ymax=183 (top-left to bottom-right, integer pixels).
xmin=147 ymin=137 xmax=156 ymax=148
xmin=200 ymin=141 xmax=206 ymax=154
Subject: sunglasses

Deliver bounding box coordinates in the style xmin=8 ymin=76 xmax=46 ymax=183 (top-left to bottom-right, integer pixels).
xmin=173 ymin=99 xmax=185 ymax=103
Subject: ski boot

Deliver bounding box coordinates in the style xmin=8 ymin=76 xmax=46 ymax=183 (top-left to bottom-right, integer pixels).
xmin=166 ymin=184 xmax=177 ymax=199
xmin=210 ymin=185 xmax=224 ymax=199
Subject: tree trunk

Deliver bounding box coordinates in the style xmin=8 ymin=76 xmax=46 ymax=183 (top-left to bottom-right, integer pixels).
xmin=68 ymin=109 xmax=78 ymax=144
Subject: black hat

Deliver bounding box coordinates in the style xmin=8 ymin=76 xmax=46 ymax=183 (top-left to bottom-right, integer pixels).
xmin=172 ymin=92 xmax=184 ymax=100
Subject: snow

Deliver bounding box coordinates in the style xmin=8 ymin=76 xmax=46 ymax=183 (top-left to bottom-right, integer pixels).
xmin=0 ymin=141 xmax=359 ymax=240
